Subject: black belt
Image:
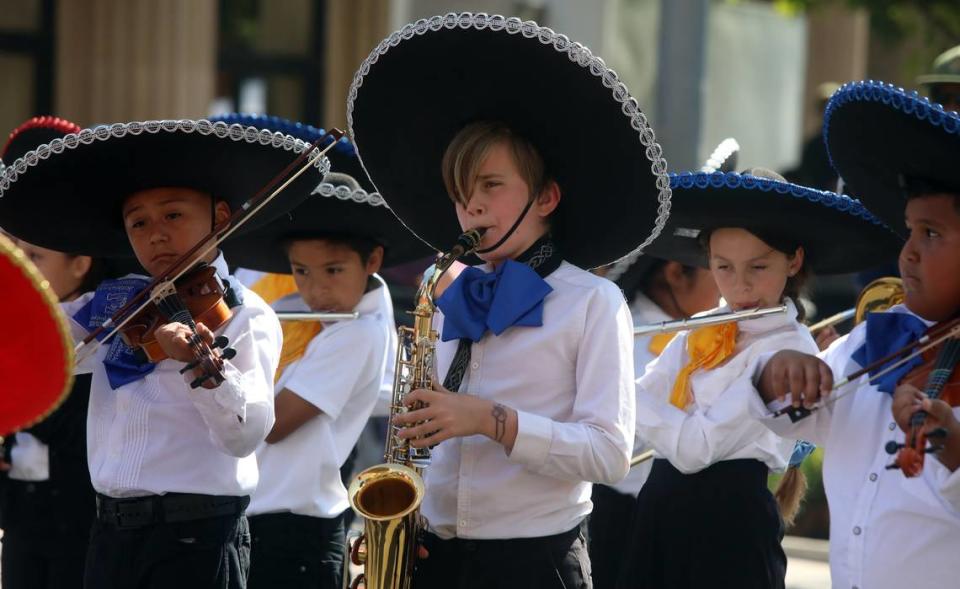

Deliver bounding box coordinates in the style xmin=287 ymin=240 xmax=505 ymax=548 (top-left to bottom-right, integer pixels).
xmin=95 ymin=492 xmax=249 ymax=530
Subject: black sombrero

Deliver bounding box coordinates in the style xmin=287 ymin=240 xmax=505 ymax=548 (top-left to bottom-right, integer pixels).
xmin=0 ymin=119 xmax=330 ymax=258
xmin=641 ymin=170 xmax=902 ymax=275
xmin=347 ymin=12 xmax=670 ymax=269
xmin=213 ymin=114 xmax=433 ymax=273
xmin=824 ymin=80 xmax=960 ymax=238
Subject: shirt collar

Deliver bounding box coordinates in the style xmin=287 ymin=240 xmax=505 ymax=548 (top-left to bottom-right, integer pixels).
xmin=355 ymin=274 xmax=389 ymax=317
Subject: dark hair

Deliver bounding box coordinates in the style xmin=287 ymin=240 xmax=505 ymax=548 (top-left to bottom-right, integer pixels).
xmin=281 ymin=232 xmax=384 ymax=264
xmin=902 ymin=176 xmax=960 ymax=214
xmin=699 ymin=227 xmax=810 ymax=322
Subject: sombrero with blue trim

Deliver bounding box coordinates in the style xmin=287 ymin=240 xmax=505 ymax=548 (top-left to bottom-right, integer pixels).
xmin=824 ymin=80 xmax=960 ymax=238
xmin=347 ymin=12 xmax=671 ymax=270
xmin=213 ymin=114 xmax=432 ymax=273
xmin=0 ymin=119 xmax=329 ymax=258
xmin=641 ymin=170 xmax=902 ymax=275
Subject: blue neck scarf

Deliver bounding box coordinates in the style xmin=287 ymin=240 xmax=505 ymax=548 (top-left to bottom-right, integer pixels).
xmin=73 ymin=277 xmax=156 ymax=389
xmin=437 ymin=259 xmax=554 ymax=342
xmin=851 ymin=311 xmax=929 ymax=394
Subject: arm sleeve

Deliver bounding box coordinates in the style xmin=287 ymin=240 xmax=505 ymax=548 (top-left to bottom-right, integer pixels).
xmin=182 ymin=303 xmax=281 ymax=458
xmin=749 ymin=330 xmax=861 ymax=447
xmin=508 ymin=284 xmax=636 ymax=485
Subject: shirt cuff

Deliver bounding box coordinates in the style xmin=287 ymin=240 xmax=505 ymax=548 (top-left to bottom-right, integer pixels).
xmin=186 ymin=361 xmax=247 ymax=421
xmin=933 ymin=451 xmax=960 ymax=512
xmin=508 ymin=410 xmax=552 ymax=466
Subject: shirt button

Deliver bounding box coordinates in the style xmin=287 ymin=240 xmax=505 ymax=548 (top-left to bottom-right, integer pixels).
xmin=853 ymin=526 xmax=862 ymax=535
xmin=471 ymin=362 xmax=479 ymax=370
xmin=460 ymin=519 xmax=467 ymax=527
xmin=869 ymin=473 xmax=878 ymax=482
xmin=889 ymin=422 xmax=896 ymax=431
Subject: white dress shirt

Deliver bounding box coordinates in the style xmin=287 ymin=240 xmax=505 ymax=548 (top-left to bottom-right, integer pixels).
xmin=749 ymin=304 xmax=960 ymax=589
xmin=636 ymin=299 xmax=814 ymax=474
xmin=65 ymin=254 xmax=280 ymax=498
xmin=249 ymin=277 xmax=394 ymax=518
xmin=423 ymin=261 xmax=636 ymax=540
xmin=610 ymin=293 xmax=672 ymax=496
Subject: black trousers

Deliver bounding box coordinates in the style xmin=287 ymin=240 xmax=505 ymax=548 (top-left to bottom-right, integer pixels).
xmin=247 ymin=512 xmax=345 ymax=589
xmin=587 ymin=485 xmax=637 ymax=589
xmin=83 ymin=498 xmax=251 ymax=589
xmin=617 ymin=459 xmax=786 ymax=589
xmin=412 ymin=523 xmax=592 ymax=589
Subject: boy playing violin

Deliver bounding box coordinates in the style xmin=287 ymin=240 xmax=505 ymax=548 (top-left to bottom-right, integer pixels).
xmin=0 ymin=118 xmax=326 ymax=589
xmin=751 ymin=82 xmax=960 ymax=589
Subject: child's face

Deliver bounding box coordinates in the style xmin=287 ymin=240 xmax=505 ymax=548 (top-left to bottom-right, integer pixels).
xmin=672 ymin=264 xmax=721 ymax=316
xmin=122 ymin=187 xmax=230 ymax=277
xmin=900 ymin=194 xmax=960 ymax=321
xmin=288 ymin=240 xmax=383 ymax=313
xmin=708 ymin=228 xmax=803 ymax=311
xmin=454 ymin=141 xmax=559 ymax=265
xmin=17 ymin=239 xmax=90 ymax=301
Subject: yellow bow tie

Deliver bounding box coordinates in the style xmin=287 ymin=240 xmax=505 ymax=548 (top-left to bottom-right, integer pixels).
xmin=669 ymin=322 xmax=738 ymax=409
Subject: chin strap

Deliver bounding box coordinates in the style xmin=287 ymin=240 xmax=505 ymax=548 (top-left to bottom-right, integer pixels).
xmin=475 ymin=197 xmax=537 ymax=255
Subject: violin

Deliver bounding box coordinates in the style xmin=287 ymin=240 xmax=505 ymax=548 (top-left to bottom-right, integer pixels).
xmin=119 ymin=265 xmax=237 ymax=389
xmin=885 ymin=326 xmax=960 ymax=477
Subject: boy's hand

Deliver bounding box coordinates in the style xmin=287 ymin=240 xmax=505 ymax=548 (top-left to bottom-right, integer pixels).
xmin=154 ymin=321 xmax=215 ymax=363
xmin=892 ymin=384 xmax=960 ymax=472
xmin=814 ymin=325 xmax=840 ymax=351
xmin=394 ymin=387 xmax=517 ymax=450
xmin=758 ymin=350 xmax=833 ymax=407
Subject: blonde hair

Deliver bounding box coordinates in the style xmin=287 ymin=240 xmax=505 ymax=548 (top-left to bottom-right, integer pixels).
xmin=441 ymin=121 xmax=548 ymax=205
xmin=774 ymin=466 xmax=808 ymax=527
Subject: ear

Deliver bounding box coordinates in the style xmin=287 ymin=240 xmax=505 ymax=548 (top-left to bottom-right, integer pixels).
xmin=366 ymin=245 xmax=384 ymax=275
xmin=788 ymin=247 xmax=805 ymax=277
xmin=661 ymin=261 xmax=688 ymax=290
xmin=535 ymin=180 xmax=561 ymax=218
xmin=70 ymin=255 xmax=93 ymax=281
xmin=213 ymin=200 xmax=232 ymax=226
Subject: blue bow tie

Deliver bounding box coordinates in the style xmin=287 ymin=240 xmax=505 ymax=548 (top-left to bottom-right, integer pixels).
xmin=73 ymin=277 xmax=157 ymax=389
xmin=851 ymin=311 xmax=929 ymax=394
xmin=436 ymin=259 xmax=554 ymax=342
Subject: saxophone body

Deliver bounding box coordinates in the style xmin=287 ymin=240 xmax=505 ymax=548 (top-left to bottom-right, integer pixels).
xmin=346 ymin=229 xmax=485 ymax=589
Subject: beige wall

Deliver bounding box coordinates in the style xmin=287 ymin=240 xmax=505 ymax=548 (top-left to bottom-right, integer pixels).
xmin=55 ymin=0 xmax=218 ymax=126
xmin=802 ymin=6 xmax=869 ymax=138
xmin=323 ymin=0 xmax=390 ymax=131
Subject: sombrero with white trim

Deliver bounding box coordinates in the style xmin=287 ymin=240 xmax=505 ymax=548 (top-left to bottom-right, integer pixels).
xmin=347 ymin=12 xmax=670 ymax=269
xmin=0 ymin=119 xmax=330 ymax=258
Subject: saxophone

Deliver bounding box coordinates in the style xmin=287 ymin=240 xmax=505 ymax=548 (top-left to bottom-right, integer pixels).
xmin=346 ymin=229 xmax=485 ymax=589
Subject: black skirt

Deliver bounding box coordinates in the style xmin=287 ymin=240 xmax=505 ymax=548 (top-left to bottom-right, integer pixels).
xmin=617 ymin=459 xmax=786 ymax=589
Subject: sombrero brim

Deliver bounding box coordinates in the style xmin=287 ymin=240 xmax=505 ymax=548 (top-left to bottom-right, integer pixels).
xmin=642 ymin=172 xmax=903 ymax=275
xmin=0 ymin=120 xmax=330 ymax=258
xmin=224 ymin=189 xmax=434 ymax=273
xmin=348 ymin=13 xmax=670 ymax=269
xmin=0 ymin=234 xmax=74 ymax=435
xmin=824 ymin=81 xmax=960 ymax=238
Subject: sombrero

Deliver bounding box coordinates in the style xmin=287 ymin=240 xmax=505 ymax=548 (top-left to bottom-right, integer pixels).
xmin=0 ymin=119 xmax=331 ymax=257
xmin=641 ymin=170 xmax=902 ymax=275
xmin=824 ymin=80 xmax=960 ymax=238
xmin=213 ymin=114 xmax=433 ymax=272
xmin=348 ymin=12 xmax=670 ymax=269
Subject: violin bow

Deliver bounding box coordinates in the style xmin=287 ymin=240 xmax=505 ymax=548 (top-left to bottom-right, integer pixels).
xmin=772 ymin=320 xmax=960 ymax=422
xmin=74 ymin=128 xmax=344 ymax=365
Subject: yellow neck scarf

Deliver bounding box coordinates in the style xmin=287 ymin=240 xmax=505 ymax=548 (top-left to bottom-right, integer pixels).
xmin=669 ymin=322 xmax=738 ymax=409
xmin=248 ymin=273 xmax=323 ymax=383
xmin=647 ymin=332 xmax=676 ymax=356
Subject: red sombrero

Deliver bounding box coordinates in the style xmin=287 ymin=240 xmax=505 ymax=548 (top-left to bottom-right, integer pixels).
xmin=0 ymin=233 xmax=74 ymax=435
